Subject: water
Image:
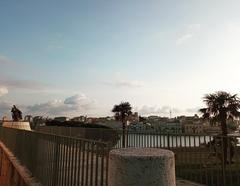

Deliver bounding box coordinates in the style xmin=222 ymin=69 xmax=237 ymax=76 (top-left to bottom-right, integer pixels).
xmin=116 ymin=133 xmax=211 ymax=148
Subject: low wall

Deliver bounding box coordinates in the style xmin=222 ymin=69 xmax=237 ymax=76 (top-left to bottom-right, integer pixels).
xmin=0 ymin=142 xmax=40 ymax=186
xmin=2 ymin=121 xmax=31 ymax=130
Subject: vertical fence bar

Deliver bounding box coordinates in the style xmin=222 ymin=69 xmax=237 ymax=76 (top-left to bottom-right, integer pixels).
xmin=81 ymin=141 xmax=86 ymax=186
xmin=85 ymin=142 xmax=90 ymax=186
xmin=3 ymin=127 xmax=240 ymax=186
xmin=100 ymin=145 xmax=104 ymax=186
xmin=77 ymin=140 xmax=82 ymax=186
xmin=95 ymin=145 xmax=99 ymax=186
xmin=90 ymin=143 xmax=94 ymax=186
xmin=70 ymin=139 xmax=75 ymax=186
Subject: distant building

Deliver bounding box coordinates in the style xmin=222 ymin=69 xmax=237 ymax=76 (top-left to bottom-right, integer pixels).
xmin=147 ymin=115 xmax=160 ymax=121
xmin=183 ymin=123 xmax=203 ymax=134
xmin=147 ymin=116 xmax=169 ymax=123
xmin=54 ymin=117 xmax=70 ymax=122
xmin=128 ymin=112 xmax=139 ymax=123
xmin=159 ymin=122 xmax=182 ymax=134
xmin=203 ymin=124 xmax=221 ymax=134
xmin=24 ymin=115 xmax=33 ymax=122
xmin=98 ymin=120 xmax=122 ymax=129
xmin=32 ymin=116 xmax=50 ymax=128
xmin=86 ymin=117 xmax=99 ymax=123
xmin=2 ymin=116 xmax=8 ymax=121
xmin=176 ymin=115 xmax=205 ymax=134
xmin=128 ymin=122 xmax=153 ymax=131
xmin=71 ymin=116 xmax=87 ymax=122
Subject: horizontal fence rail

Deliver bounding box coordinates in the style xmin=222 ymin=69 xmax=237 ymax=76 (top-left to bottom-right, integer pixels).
xmin=34 ymin=126 xmax=240 ymax=186
xmin=35 ymin=126 xmax=119 ymax=149
xmin=0 ymin=126 xmax=109 ymax=186
xmin=115 ymin=130 xmax=240 ymax=186
xmin=2 ymin=125 xmax=240 ymax=186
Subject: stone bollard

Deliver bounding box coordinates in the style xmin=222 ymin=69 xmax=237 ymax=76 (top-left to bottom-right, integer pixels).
xmin=108 ymin=148 xmax=175 ymax=186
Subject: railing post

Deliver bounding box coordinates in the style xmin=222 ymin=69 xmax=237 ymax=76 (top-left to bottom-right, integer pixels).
xmin=167 ymin=133 xmax=170 ymax=149
xmin=221 ymin=136 xmax=226 ymax=186
xmin=126 ymin=130 xmax=129 ymax=147
xmin=53 ymin=135 xmax=60 ymax=186
xmin=122 ymin=129 xmax=126 ymax=148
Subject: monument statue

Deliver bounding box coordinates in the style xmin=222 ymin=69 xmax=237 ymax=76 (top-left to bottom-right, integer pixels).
xmin=11 ymin=105 xmax=22 ymax=121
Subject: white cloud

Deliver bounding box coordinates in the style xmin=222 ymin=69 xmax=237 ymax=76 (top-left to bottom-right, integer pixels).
xmin=46 ymin=34 xmax=65 ymax=50
xmin=185 ymin=107 xmax=201 ymax=114
xmin=176 ymin=24 xmax=201 ymax=45
xmin=188 ymin=24 xmax=201 ymax=30
xmin=26 ymin=94 xmax=95 ymax=117
xmin=0 ymin=76 xmax=48 ymax=91
xmin=176 ymin=33 xmax=193 ymax=45
xmin=0 ymin=86 xmax=8 ymax=96
xmin=135 ymin=105 xmax=180 ymax=116
xmin=0 ymin=55 xmax=15 ymax=65
xmin=0 ymin=101 xmax=13 ymax=118
xmin=105 ymin=80 xmax=144 ymax=88
xmin=0 ymin=94 xmax=96 ymax=118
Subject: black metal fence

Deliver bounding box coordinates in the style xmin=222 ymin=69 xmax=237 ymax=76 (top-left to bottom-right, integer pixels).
xmin=35 ymin=126 xmax=119 ymax=148
xmin=0 ymin=126 xmax=109 ymax=186
xmin=114 ymin=130 xmax=240 ymax=186
xmin=2 ymin=125 xmax=240 ymax=186
xmin=34 ymin=127 xmax=240 ymax=186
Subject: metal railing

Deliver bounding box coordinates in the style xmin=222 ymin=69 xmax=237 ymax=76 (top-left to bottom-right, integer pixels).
xmin=34 ymin=126 xmax=240 ymax=186
xmin=0 ymin=126 xmax=109 ymax=186
xmin=114 ymin=130 xmax=240 ymax=186
xmin=3 ymin=125 xmax=240 ymax=186
xmin=113 ymin=130 xmax=211 ymax=148
xmin=34 ymin=126 xmax=119 ymax=148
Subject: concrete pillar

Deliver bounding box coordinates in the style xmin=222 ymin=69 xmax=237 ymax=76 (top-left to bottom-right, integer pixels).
xmin=108 ymin=148 xmax=175 ymax=186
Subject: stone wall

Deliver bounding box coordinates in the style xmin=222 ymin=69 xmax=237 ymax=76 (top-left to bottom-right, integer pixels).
xmin=2 ymin=121 xmax=31 ymax=130
xmin=0 ymin=142 xmax=39 ymax=186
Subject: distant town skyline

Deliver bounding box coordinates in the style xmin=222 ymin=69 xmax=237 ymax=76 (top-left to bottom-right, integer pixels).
xmin=1 ymin=1 xmax=240 ymax=117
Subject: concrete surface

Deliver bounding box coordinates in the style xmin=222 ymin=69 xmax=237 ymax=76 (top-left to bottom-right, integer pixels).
xmin=108 ymin=148 xmax=176 ymax=186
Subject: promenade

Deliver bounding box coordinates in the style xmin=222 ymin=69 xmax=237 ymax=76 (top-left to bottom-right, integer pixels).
xmin=1 ymin=126 xmax=240 ymax=186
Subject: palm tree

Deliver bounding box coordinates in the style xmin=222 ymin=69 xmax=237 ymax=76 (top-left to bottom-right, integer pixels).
xmin=199 ymin=91 xmax=240 ymax=165
xmin=112 ymin=102 xmax=132 ymax=147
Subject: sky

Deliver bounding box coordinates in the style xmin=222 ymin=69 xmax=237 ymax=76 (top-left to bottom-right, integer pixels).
xmin=1 ymin=0 xmax=240 ymax=118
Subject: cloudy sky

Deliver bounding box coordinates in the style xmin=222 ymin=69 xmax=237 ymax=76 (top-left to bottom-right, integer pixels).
xmin=1 ymin=0 xmax=240 ymax=118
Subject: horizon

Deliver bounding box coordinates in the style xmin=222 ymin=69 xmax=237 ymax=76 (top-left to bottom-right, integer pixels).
xmin=1 ymin=1 xmax=240 ymax=118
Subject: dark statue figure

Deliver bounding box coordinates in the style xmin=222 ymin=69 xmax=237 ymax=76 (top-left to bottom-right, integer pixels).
xmin=11 ymin=105 xmax=22 ymax=121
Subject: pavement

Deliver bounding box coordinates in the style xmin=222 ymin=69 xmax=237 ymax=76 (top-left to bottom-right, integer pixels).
xmin=176 ymin=179 xmax=205 ymax=186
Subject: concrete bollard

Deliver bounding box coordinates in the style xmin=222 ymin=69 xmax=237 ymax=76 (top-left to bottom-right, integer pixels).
xmin=108 ymin=148 xmax=175 ymax=186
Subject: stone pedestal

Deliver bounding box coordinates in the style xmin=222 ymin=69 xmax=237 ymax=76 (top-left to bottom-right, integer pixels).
xmin=2 ymin=121 xmax=31 ymax=130
xmin=108 ymin=148 xmax=175 ymax=186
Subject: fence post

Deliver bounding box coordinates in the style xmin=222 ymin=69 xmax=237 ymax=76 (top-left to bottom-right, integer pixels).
xmin=52 ymin=135 xmax=60 ymax=186
xmin=221 ymin=136 xmax=226 ymax=186
xmin=167 ymin=133 xmax=170 ymax=149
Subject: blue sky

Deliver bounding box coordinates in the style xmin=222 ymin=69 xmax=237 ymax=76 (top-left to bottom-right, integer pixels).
xmin=1 ymin=1 xmax=240 ymax=117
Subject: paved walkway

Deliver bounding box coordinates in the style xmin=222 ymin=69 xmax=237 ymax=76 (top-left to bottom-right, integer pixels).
xmin=177 ymin=179 xmax=205 ymax=186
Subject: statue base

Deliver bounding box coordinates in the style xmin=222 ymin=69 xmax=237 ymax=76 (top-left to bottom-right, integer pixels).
xmin=2 ymin=121 xmax=31 ymax=130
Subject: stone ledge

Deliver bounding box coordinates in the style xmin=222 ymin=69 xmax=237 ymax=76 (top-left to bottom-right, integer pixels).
xmin=2 ymin=121 xmax=31 ymax=130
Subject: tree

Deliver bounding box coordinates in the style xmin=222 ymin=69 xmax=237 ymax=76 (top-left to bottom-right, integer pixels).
xmin=112 ymin=102 xmax=132 ymax=147
xmin=199 ymin=91 xmax=240 ymax=165
xmin=227 ymin=120 xmax=238 ymax=132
